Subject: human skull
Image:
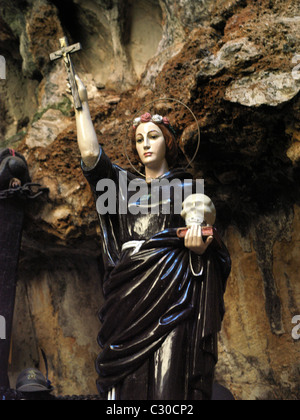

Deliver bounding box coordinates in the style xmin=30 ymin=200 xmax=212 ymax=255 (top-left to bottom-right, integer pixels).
xmin=181 ymin=194 xmax=216 ymax=227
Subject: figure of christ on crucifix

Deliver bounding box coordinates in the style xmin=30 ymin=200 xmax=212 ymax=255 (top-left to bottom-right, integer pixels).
xmin=50 ymin=38 xmax=231 ymax=400
xmin=50 ymin=37 xmax=83 ymax=110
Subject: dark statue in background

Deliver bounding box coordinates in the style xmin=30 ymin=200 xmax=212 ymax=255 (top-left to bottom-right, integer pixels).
xmin=57 ymin=37 xmax=231 ymax=399
xmin=0 ymin=149 xmax=49 ymax=390
xmin=0 ymin=149 xmax=31 ymax=388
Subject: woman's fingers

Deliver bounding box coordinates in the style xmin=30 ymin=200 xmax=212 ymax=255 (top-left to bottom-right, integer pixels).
xmin=184 ymin=226 xmax=214 ymax=255
xmin=66 ymin=75 xmax=88 ymax=103
xmin=185 ymin=225 xmax=202 ymax=247
xmin=75 ymin=75 xmax=88 ymax=101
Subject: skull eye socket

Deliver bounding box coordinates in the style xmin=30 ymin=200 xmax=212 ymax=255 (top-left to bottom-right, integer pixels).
xmin=183 ymin=202 xmax=193 ymax=210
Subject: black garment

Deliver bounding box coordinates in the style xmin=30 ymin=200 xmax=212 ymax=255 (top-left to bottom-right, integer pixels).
xmin=0 ymin=149 xmax=30 ymax=388
xmin=82 ymin=147 xmax=231 ymax=400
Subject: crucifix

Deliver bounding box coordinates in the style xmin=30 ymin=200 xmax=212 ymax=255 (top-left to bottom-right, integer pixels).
xmin=50 ymin=36 xmax=82 ymax=110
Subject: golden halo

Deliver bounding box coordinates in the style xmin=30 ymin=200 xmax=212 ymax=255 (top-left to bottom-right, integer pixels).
xmin=124 ymin=97 xmax=201 ymax=178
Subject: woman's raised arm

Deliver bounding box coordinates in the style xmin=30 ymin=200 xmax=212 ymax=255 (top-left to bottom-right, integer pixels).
xmin=73 ymin=75 xmax=100 ymax=169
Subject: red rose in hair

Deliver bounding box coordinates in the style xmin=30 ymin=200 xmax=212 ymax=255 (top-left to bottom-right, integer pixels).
xmin=163 ymin=117 xmax=170 ymax=126
xmin=140 ymin=113 xmax=152 ymax=123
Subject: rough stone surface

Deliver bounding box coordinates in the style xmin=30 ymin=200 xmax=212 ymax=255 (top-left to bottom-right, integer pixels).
xmin=26 ymin=108 xmax=72 ymax=148
xmin=216 ymin=207 xmax=300 ymax=400
xmin=0 ymin=0 xmax=300 ymax=399
xmin=225 ymin=70 xmax=300 ymax=107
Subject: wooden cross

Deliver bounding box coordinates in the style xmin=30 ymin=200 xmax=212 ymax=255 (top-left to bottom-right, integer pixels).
xmin=50 ymin=37 xmax=82 ymax=110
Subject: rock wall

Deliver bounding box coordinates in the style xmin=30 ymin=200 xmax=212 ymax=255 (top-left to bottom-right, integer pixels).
xmin=0 ymin=0 xmax=300 ymax=399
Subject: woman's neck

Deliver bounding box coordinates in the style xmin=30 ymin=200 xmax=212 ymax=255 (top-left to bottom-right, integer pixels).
xmin=145 ymin=160 xmax=169 ymax=183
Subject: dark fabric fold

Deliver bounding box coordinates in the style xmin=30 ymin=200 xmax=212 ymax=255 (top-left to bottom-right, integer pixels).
xmin=82 ymin=147 xmax=231 ymax=398
xmin=95 ymin=228 xmax=230 ymax=394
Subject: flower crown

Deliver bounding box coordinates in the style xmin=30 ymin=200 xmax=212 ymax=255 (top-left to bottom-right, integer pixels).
xmin=133 ymin=113 xmax=177 ymax=137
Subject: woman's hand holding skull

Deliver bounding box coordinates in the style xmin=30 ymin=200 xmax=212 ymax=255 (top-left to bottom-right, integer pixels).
xmin=181 ymin=194 xmax=215 ymax=256
xmin=184 ymin=225 xmax=214 ymax=256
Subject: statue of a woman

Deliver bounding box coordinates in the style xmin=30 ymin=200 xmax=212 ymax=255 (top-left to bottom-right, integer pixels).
xmin=73 ymin=76 xmax=231 ymax=400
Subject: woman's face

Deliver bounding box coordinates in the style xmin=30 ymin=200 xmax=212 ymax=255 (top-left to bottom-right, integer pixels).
xmin=135 ymin=122 xmax=167 ymax=168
